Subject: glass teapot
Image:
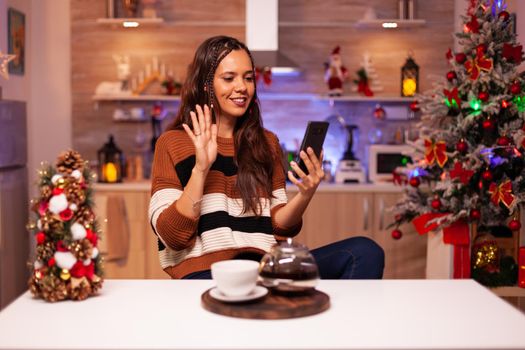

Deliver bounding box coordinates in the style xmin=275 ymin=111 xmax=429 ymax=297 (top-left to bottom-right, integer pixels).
xmin=259 ymin=238 xmax=319 ymax=292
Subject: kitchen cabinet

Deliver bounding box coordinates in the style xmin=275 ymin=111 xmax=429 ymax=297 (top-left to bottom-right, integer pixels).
xmin=290 ymin=188 xmax=426 ymax=279
xmin=93 ymin=183 xmax=426 ymax=279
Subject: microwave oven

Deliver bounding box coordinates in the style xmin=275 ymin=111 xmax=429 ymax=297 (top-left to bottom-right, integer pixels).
xmin=367 ymin=144 xmax=412 ymax=183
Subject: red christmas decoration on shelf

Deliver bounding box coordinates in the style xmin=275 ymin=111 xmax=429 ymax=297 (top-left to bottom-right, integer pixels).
xmin=410 ymin=101 xmax=420 ymax=112
xmin=446 ymin=71 xmax=457 ymax=82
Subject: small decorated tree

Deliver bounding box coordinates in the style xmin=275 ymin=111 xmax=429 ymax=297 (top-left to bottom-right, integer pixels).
xmin=28 ymin=150 xmax=103 ymax=301
xmin=390 ymin=0 xmax=522 ymax=285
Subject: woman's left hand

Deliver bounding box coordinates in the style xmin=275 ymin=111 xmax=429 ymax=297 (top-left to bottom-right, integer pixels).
xmin=288 ymin=147 xmax=324 ymax=197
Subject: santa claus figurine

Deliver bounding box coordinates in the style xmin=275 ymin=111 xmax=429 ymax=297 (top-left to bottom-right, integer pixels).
xmin=324 ymin=46 xmax=348 ymax=96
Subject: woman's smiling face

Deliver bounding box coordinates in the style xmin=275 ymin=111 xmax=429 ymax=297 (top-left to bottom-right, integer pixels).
xmin=213 ymin=49 xmax=255 ymax=120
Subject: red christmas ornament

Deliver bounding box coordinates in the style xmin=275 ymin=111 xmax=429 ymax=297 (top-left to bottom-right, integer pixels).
xmin=477 ymin=44 xmax=487 ymax=55
xmin=446 ymin=71 xmax=457 ymax=82
xmin=482 ymin=118 xmax=495 ymax=130
xmin=446 ymin=48 xmax=453 ymax=61
xmin=511 ymin=82 xmax=521 ymax=95
xmin=47 ymin=257 xmax=56 ymax=267
xmin=482 ymin=170 xmax=493 ymax=182
xmin=373 ymin=105 xmax=386 ymax=120
xmin=497 ymin=136 xmax=511 ymax=146
xmin=409 ymin=177 xmax=421 ymax=187
xmin=455 ymin=53 xmax=467 ymax=64
xmin=478 ymin=91 xmax=489 ymax=102
xmin=36 ymin=232 xmax=46 ymax=245
xmin=409 ymin=101 xmax=420 ymax=112
xmin=456 ymin=140 xmax=468 ymax=153
xmin=470 ymin=209 xmax=481 ymax=220
xmin=391 ymin=229 xmax=403 ymax=240
xmin=509 ymin=219 xmax=521 ymax=231
xmin=431 ymin=199 xmax=441 ymax=210
xmin=59 ymin=208 xmax=73 ymax=221
xmin=499 ymin=11 xmax=510 ymax=21
xmin=52 ymin=188 xmax=64 ymax=196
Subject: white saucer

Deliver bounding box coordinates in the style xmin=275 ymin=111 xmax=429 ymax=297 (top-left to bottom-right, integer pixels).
xmin=209 ymin=286 xmax=268 ymax=303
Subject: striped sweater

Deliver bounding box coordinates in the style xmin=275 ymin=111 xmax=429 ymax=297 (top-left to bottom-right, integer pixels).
xmin=148 ymin=129 xmax=301 ymax=278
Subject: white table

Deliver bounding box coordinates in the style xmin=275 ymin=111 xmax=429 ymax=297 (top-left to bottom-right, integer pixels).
xmin=1 ymin=279 xmax=524 ymax=350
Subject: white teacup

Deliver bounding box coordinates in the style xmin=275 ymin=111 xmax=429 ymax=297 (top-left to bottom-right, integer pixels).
xmin=211 ymin=260 xmax=260 ymax=297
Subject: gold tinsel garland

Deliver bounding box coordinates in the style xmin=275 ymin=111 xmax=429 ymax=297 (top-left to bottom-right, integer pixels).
xmin=28 ymin=150 xmax=104 ymax=302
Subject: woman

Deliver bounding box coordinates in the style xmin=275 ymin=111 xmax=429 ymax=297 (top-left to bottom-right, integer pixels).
xmin=149 ymin=36 xmax=384 ymax=279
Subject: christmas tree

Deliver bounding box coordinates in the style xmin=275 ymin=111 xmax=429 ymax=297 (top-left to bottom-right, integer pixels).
xmin=390 ymin=0 xmax=522 ymax=285
xmin=28 ymin=150 xmax=103 ymax=301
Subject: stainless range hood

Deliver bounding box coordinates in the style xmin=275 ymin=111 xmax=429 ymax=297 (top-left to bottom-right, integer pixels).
xmin=246 ymin=0 xmax=300 ymax=76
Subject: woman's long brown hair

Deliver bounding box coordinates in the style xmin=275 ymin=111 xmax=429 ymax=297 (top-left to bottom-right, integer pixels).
xmin=167 ymin=36 xmax=274 ymax=215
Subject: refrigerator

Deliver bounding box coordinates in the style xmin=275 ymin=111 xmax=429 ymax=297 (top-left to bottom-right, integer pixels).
xmin=0 ymin=100 xmax=29 ymax=310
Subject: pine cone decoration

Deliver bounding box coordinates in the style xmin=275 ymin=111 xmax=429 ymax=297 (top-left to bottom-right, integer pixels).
xmin=40 ymin=213 xmax=65 ymax=237
xmin=37 ymin=274 xmax=68 ymax=302
xmin=74 ymin=207 xmax=95 ymax=226
xmin=65 ymin=181 xmax=85 ymax=206
xmin=69 ymin=239 xmax=93 ymax=260
xmin=56 ymin=150 xmax=84 ymax=174
xmin=36 ymin=241 xmax=55 ymax=261
xmin=68 ymin=277 xmax=92 ymax=301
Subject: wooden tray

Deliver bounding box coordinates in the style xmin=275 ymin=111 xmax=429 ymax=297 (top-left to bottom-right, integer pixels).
xmin=201 ymin=288 xmax=330 ymax=319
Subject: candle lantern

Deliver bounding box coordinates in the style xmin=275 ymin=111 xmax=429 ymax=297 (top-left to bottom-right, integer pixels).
xmin=401 ymin=53 xmax=419 ymax=97
xmin=98 ymin=135 xmax=124 ymax=183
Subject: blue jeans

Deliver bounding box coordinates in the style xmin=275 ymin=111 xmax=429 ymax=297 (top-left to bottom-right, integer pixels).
xmin=182 ymin=236 xmax=384 ymax=279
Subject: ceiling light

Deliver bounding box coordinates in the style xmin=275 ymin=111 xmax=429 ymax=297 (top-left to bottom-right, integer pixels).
xmin=123 ymin=21 xmax=139 ymax=28
xmin=382 ymin=22 xmax=398 ymax=29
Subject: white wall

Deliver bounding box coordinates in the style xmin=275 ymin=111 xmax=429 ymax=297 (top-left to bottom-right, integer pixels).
xmin=0 ymin=0 xmax=71 ymax=198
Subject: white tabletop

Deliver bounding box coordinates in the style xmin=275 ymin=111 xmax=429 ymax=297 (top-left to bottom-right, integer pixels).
xmin=1 ymin=279 xmax=524 ymax=350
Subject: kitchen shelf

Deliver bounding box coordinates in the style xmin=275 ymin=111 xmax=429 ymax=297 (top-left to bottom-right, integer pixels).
xmin=92 ymin=93 xmax=413 ymax=104
xmin=314 ymin=95 xmax=414 ymax=103
xmin=355 ymin=19 xmax=426 ymax=29
xmin=96 ymin=18 xmax=164 ymax=26
xmin=92 ymin=94 xmax=180 ymax=102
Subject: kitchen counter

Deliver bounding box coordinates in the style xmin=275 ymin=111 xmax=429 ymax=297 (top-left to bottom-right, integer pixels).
xmin=94 ymin=181 xmax=405 ymax=193
xmin=1 ymin=279 xmax=524 ymax=350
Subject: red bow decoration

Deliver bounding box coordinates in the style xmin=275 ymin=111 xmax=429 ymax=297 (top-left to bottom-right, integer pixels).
xmin=502 ymin=43 xmax=523 ymax=64
xmin=465 ymin=51 xmax=493 ymax=80
xmin=489 ymin=180 xmax=515 ymax=208
xmin=465 ymin=15 xmax=480 ymax=33
xmin=450 ymin=162 xmax=474 ymax=185
xmin=444 ymin=87 xmax=461 ymax=108
xmin=425 ymin=139 xmax=448 ymax=168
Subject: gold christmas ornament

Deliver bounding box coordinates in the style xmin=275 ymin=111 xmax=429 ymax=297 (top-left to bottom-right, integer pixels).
xmin=472 ymin=234 xmax=500 ymax=271
xmin=60 ymin=269 xmax=71 ymax=280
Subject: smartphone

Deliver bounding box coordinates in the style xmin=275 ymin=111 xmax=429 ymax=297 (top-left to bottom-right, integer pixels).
xmin=294 ymin=121 xmax=329 ymax=175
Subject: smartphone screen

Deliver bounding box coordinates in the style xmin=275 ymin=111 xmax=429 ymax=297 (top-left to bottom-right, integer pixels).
xmin=295 ymin=121 xmax=329 ymax=175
